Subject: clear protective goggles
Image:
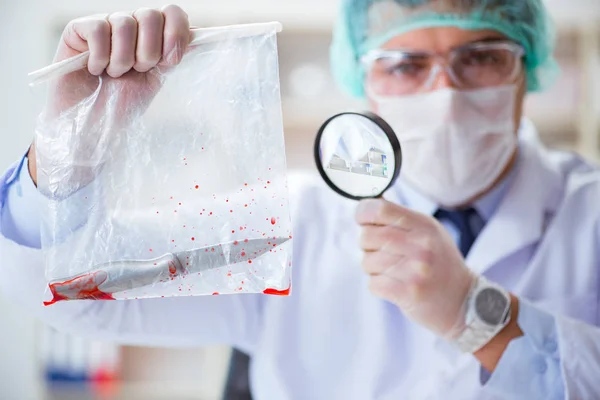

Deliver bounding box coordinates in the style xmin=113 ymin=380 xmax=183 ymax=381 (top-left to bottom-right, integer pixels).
xmin=361 ymin=40 xmax=525 ymax=96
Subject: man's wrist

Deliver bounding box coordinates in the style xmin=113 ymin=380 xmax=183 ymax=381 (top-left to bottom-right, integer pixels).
xmin=474 ymin=294 xmax=523 ymax=372
xmin=27 ymin=143 xmax=38 ymax=187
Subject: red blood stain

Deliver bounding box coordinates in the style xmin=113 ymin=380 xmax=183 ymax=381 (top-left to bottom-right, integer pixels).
xmin=244 ymin=183 xmax=248 ymax=186
xmin=44 ymin=272 xmax=115 ymax=306
xmin=168 ymin=262 xmax=177 ymax=276
xmin=244 ymin=204 xmax=248 ymax=207
xmin=227 ymin=273 xmax=232 ymax=277
xmin=209 ymin=212 xmax=213 ymax=216
xmin=154 ymin=263 xmax=157 ymax=266
xmin=172 ymin=240 xmax=175 ymax=243
xmin=230 ymin=210 xmax=233 ymax=213
xmin=244 ymin=239 xmax=249 ymax=243
xmin=248 ymin=260 xmax=253 ymax=264
xmin=211 ymin=248 xmax=215 ymax=252
xmin=174 ymin=210 xmax=177 ymax=213
xmin=195 ymin=185 xmax=199 ymax=189
xmin=241 ymin=281 xmax=245 ymax=285
xmin=232 ymin=230 xmax=235 ymax=233
xmin=179 ymin=202 xmax=182 ymax=206
xmin=241 ymin=252 xmax=246 ymax=256
xmin=191 ymin=237 xmax=195 ymax=241
xmin=273 ymin=244 xmax=277 ymax=247
xmin=212 ymin=292 xmax=219 ymax=295
xmin=170 ymin=196 xmax=173 ymax=200
xmin=233 ymin=241 xmax=239 ymax=245
xmin=183 ymin=158 xmax=187 ymax=161
xmin=263 ymin=286 xmax=291 ymax=296
xmin=149 ymin=249 xmax=153 ymax=252
xmin=267 ymin=181 xmax=271 ymax=184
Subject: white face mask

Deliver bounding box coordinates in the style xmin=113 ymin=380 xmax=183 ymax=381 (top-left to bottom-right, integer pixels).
xmin=372 ymin=85 xmax=518 ymax=208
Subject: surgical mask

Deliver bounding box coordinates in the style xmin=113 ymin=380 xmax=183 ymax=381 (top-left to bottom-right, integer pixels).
xmin=372 ymin=85 xmax=518 ymax=207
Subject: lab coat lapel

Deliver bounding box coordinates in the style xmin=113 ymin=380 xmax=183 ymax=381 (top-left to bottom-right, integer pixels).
xmin=466 ymin=136 xmax=564 ymax=275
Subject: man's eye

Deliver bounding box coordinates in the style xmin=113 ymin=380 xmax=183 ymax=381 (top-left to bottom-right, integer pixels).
xmin=386 ymin=62 xmax=426 ymax=77
xmin=463 ymin=51 xmax=503 ymax=66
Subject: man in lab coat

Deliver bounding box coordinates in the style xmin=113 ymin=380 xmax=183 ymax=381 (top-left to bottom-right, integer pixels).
xmin=1 ymin=1 xmax=600 ymax=399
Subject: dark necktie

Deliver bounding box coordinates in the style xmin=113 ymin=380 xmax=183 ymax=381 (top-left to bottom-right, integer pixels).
xmin=434 ymin=207 xmax=480 ymax=257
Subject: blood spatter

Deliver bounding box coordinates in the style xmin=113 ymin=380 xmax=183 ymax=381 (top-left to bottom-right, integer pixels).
xmin=271 ymin=217 xmax=277 ymax=225
xmin=241 ymin=252 xmax=246 ymax=256
xmin=248 ymin=260 xmax=253 ymax=264
xmin=233 ymin=241 xmax=239 ymax=245
xmin=191 ymin=237 xmax=195 ymax=241
xmin=195 ymin=185 xmax=199 ymax=189
xmin=212 ymin=292 xmax=219 ymax=295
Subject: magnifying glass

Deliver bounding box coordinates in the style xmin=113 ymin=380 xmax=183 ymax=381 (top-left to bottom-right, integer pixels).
xmin=314 ymin=112 xmax=402 ymax=200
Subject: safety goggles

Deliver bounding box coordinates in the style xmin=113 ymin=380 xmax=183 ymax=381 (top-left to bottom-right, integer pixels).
xmin=361 ymin=41 xmax=525 ymax=96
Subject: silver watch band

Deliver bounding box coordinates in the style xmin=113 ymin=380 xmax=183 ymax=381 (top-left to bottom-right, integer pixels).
xmin=454 ymin=277 xmax=512 ymax=354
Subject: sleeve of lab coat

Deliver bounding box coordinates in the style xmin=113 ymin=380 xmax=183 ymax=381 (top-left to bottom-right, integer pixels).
xmin=484 ymin=299 xmax=600 ymax=400
xmin=0 ymin=154 xmax=264 ymax=352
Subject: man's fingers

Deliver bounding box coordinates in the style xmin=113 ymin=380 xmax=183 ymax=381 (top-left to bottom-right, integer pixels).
xmin=133 ymin=8 xmax=164 ymax=72
xmin=360 ymin=225 xmax=411 ymax=252
xmin=106 ymin=12 xmax=138 ymax=78
xmin=355 ymin=199 xmax=425 ymax=229
xmin=68 ymin=16 xmax=111 ymax=76
xmin=362 ymin=251 xmax=407 ymax=275
xmin=160 ymin=4 xmax=190 ymax=66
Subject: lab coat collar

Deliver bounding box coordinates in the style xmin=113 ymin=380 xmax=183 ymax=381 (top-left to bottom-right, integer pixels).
xmin=466 ymin=120 xmax=565 ymax=274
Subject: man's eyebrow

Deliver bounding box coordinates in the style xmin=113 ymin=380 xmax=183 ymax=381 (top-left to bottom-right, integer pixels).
xmin=462 ymin=36 xmax=510 ymax=46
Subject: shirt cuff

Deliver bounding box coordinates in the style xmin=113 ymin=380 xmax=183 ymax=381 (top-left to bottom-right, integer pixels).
xmin=1 ymin=154 xmax=97 ymax=249
xmin=483 ymin=299 xmax=566 ymax=400
xmin=1 ymin=153 xmax=43 ymax=248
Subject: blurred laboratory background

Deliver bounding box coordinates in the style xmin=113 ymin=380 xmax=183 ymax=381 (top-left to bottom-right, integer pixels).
xmin=1 ymin=0 xmax=600 ymax=399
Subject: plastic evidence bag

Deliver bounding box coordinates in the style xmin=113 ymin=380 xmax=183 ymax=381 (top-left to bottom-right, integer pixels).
xmin=30 ymin=22 xmax=293 ymax=305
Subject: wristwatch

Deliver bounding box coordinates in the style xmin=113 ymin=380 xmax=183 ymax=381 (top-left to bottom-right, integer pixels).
xmin=454 ymin=276 xmax=512 ymax=354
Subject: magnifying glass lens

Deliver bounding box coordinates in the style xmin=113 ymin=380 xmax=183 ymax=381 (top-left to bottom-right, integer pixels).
xmin=314 ymin=112 xmax=401 ymax=200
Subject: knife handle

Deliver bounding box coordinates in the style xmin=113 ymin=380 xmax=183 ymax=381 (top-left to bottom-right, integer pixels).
xmin=48 ymin=254 xmax=187 ymax=301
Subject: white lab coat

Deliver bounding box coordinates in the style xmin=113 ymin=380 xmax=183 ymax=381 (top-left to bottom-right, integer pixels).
xmin=1 ymin=126 xmax=599 ymax=399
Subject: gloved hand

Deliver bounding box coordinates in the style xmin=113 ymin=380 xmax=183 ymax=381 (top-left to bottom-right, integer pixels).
xmin=355 ymin=198 xmax=477 ymax=340
xmin=32 ymin=5 xmax=192 ymax=189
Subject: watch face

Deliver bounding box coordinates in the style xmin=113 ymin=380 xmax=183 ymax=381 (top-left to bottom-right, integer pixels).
xmin=475 ymin=288 xmax=509 ymax=325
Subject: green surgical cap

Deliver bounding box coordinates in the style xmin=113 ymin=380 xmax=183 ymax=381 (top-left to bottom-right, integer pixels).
xmin=331 ymin=0 xmax=559 ymax=97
